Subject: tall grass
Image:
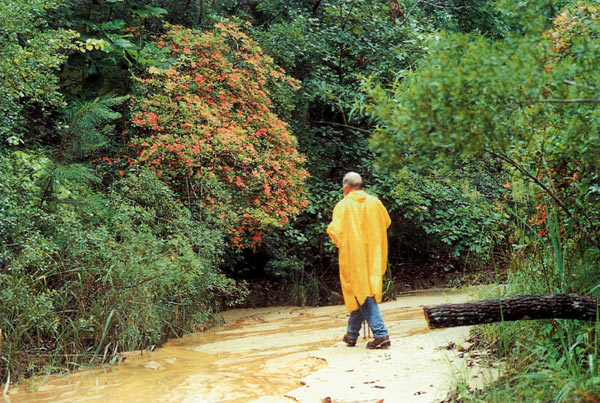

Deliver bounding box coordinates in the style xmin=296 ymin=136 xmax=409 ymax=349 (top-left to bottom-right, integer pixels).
xmin=454 ymin=203 xmax=600 ymax=402
xmin=289 ymin=271 xmax=321 ymax=306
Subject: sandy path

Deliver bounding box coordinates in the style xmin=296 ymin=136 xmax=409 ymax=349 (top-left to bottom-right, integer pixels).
xmin=285 ymin=290 xmax=491 ymax=402
xmin=7 ymin=288 xmax=493 ymax=403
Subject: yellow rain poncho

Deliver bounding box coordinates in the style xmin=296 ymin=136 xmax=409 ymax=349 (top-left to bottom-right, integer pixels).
xmin=327 ymin=190 xmax=391 ymax=312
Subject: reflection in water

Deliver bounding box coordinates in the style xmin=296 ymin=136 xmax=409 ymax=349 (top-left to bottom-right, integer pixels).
xmin=7 ymin=290 xmax=475 ymax=402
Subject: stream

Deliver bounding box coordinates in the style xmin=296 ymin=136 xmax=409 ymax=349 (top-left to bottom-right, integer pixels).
xmin=6 ymin=288 xmax=496 ymax=402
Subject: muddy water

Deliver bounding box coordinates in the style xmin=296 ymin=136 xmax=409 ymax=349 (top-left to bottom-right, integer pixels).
xmin=6 ymin=288 xmax=489 ymax=402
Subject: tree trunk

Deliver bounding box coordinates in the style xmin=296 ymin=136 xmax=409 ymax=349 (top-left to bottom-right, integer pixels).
xmin=423 ymin=294 xmax=600 ymax=329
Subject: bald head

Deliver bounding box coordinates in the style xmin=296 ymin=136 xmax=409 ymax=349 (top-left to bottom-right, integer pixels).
xmin=342 ymin=172 xmax=363 ymax=190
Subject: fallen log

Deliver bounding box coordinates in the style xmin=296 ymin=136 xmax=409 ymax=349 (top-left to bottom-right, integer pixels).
xmin=423 ymin=294 xmax=600 ymax=329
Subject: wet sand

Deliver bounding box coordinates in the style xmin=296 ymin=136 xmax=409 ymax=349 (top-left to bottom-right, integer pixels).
xmin=6 ymin=288 xmax=496 ymax=402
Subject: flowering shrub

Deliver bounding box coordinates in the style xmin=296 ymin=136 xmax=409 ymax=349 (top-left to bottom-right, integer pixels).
xmin=130 ymin=21 xmax=308 ymax=248
xmin=548 ymin=3 xmax=599 ymax=58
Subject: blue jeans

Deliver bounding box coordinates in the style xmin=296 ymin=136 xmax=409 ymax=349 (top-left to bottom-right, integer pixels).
xmin=347 ymin=296 xmax=388 ymax=339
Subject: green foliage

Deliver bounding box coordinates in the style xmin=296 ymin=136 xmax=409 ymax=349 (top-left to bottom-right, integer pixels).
xmin=52 ymin=0 xmax=185 ymax=98
xmin=367 ymin=0 xmax=600 ymax=249
xmin=0 ymin=0 xmax=76 ymax=145
xmin=256 ymin=0 xmax=426 ymax=110
xmin=468 ymin=318 xmax=600 ymax=401
xmin=404 ymin=0 xmax=506 ymax=36
xmin=387 ymin=165 xmax=506 ymax=259
xmin=0 ymin=153 xmax=242 ymax=381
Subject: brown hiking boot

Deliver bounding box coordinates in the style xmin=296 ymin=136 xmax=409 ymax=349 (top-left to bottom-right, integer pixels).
xmin=343 ymin=333 xmax=357 ymax=347
xmin=366 ymin=335 xmax=391 ymax=349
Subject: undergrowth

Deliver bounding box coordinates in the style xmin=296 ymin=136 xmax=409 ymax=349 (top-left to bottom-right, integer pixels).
xmin=0 ymin=157 xmax=245 ymax=382
xmin=451 ymin=208 xmax=600 ymax=402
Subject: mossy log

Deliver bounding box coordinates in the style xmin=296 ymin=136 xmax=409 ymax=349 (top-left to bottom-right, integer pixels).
xmin=423 ymin=294 xmax=600 ymax=329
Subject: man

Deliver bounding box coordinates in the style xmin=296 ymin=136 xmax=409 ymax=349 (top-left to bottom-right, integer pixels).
xmin=327 ymin=172 xmax=392 ymax=349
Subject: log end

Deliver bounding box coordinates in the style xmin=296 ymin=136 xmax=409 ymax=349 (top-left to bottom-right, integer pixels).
xmin=423 ymin=306 xmax=434 ymax=329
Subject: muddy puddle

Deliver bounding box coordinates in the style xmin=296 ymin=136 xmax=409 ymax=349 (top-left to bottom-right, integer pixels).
xmin=6 ymin=288 xmax=496 ymax=402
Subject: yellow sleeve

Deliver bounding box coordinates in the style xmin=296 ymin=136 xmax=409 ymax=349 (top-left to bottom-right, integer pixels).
xmin=379 ymin=200 xmax=391 ymax=229
xmin=327 ymin=202 xmax=345 ymax=248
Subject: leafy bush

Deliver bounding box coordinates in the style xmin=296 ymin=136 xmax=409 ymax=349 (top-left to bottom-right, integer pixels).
xmin=366 ymin=1 xmax=600 ymax=247
xmin=0 ymin=0 xmax=76 ymax=146
xmin=384 ymin=165 xmax=507 ymax=260
xmin=0 ymin=153 xmax=241 ymax=381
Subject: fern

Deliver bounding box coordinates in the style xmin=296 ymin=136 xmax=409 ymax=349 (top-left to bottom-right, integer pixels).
xmin=33 ymin=94 xmax=129 ymax=206
xmin=51 ymin=162 xmax=101 ymax=185
xmin=60 ymin=94 xmax=129 ymax=161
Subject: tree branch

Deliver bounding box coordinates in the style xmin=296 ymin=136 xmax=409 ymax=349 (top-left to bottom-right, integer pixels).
xmin=562 ymin=80 xmax=597 ymax=91
xmin=534 ymin=97 xmax=600 ymax=104
xmin=113 ymin=274 xmax=165 ymax=290
xmin=487 ymin=150 xmax=600 ymax=249
xmin=397 ymin=0 xmax=422 ymax=27
xmin=310 ymin=120 xmax=371 ymax=133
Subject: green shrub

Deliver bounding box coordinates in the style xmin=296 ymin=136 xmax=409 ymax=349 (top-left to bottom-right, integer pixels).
xmin=0 ymin=153 xmax=242 ymax=381
xmin=0 ymin=0 xmax=76 ymax=146
xmin=384 ymin=165 xmax=507 ymax=260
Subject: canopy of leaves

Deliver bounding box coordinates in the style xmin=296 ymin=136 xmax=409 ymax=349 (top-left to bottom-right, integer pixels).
xmin=368 ymin=1 xmax=600 ymax=247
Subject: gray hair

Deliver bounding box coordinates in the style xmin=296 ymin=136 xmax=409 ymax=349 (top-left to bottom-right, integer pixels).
xmin=342 ymin=172 xmax=363 ymax=189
